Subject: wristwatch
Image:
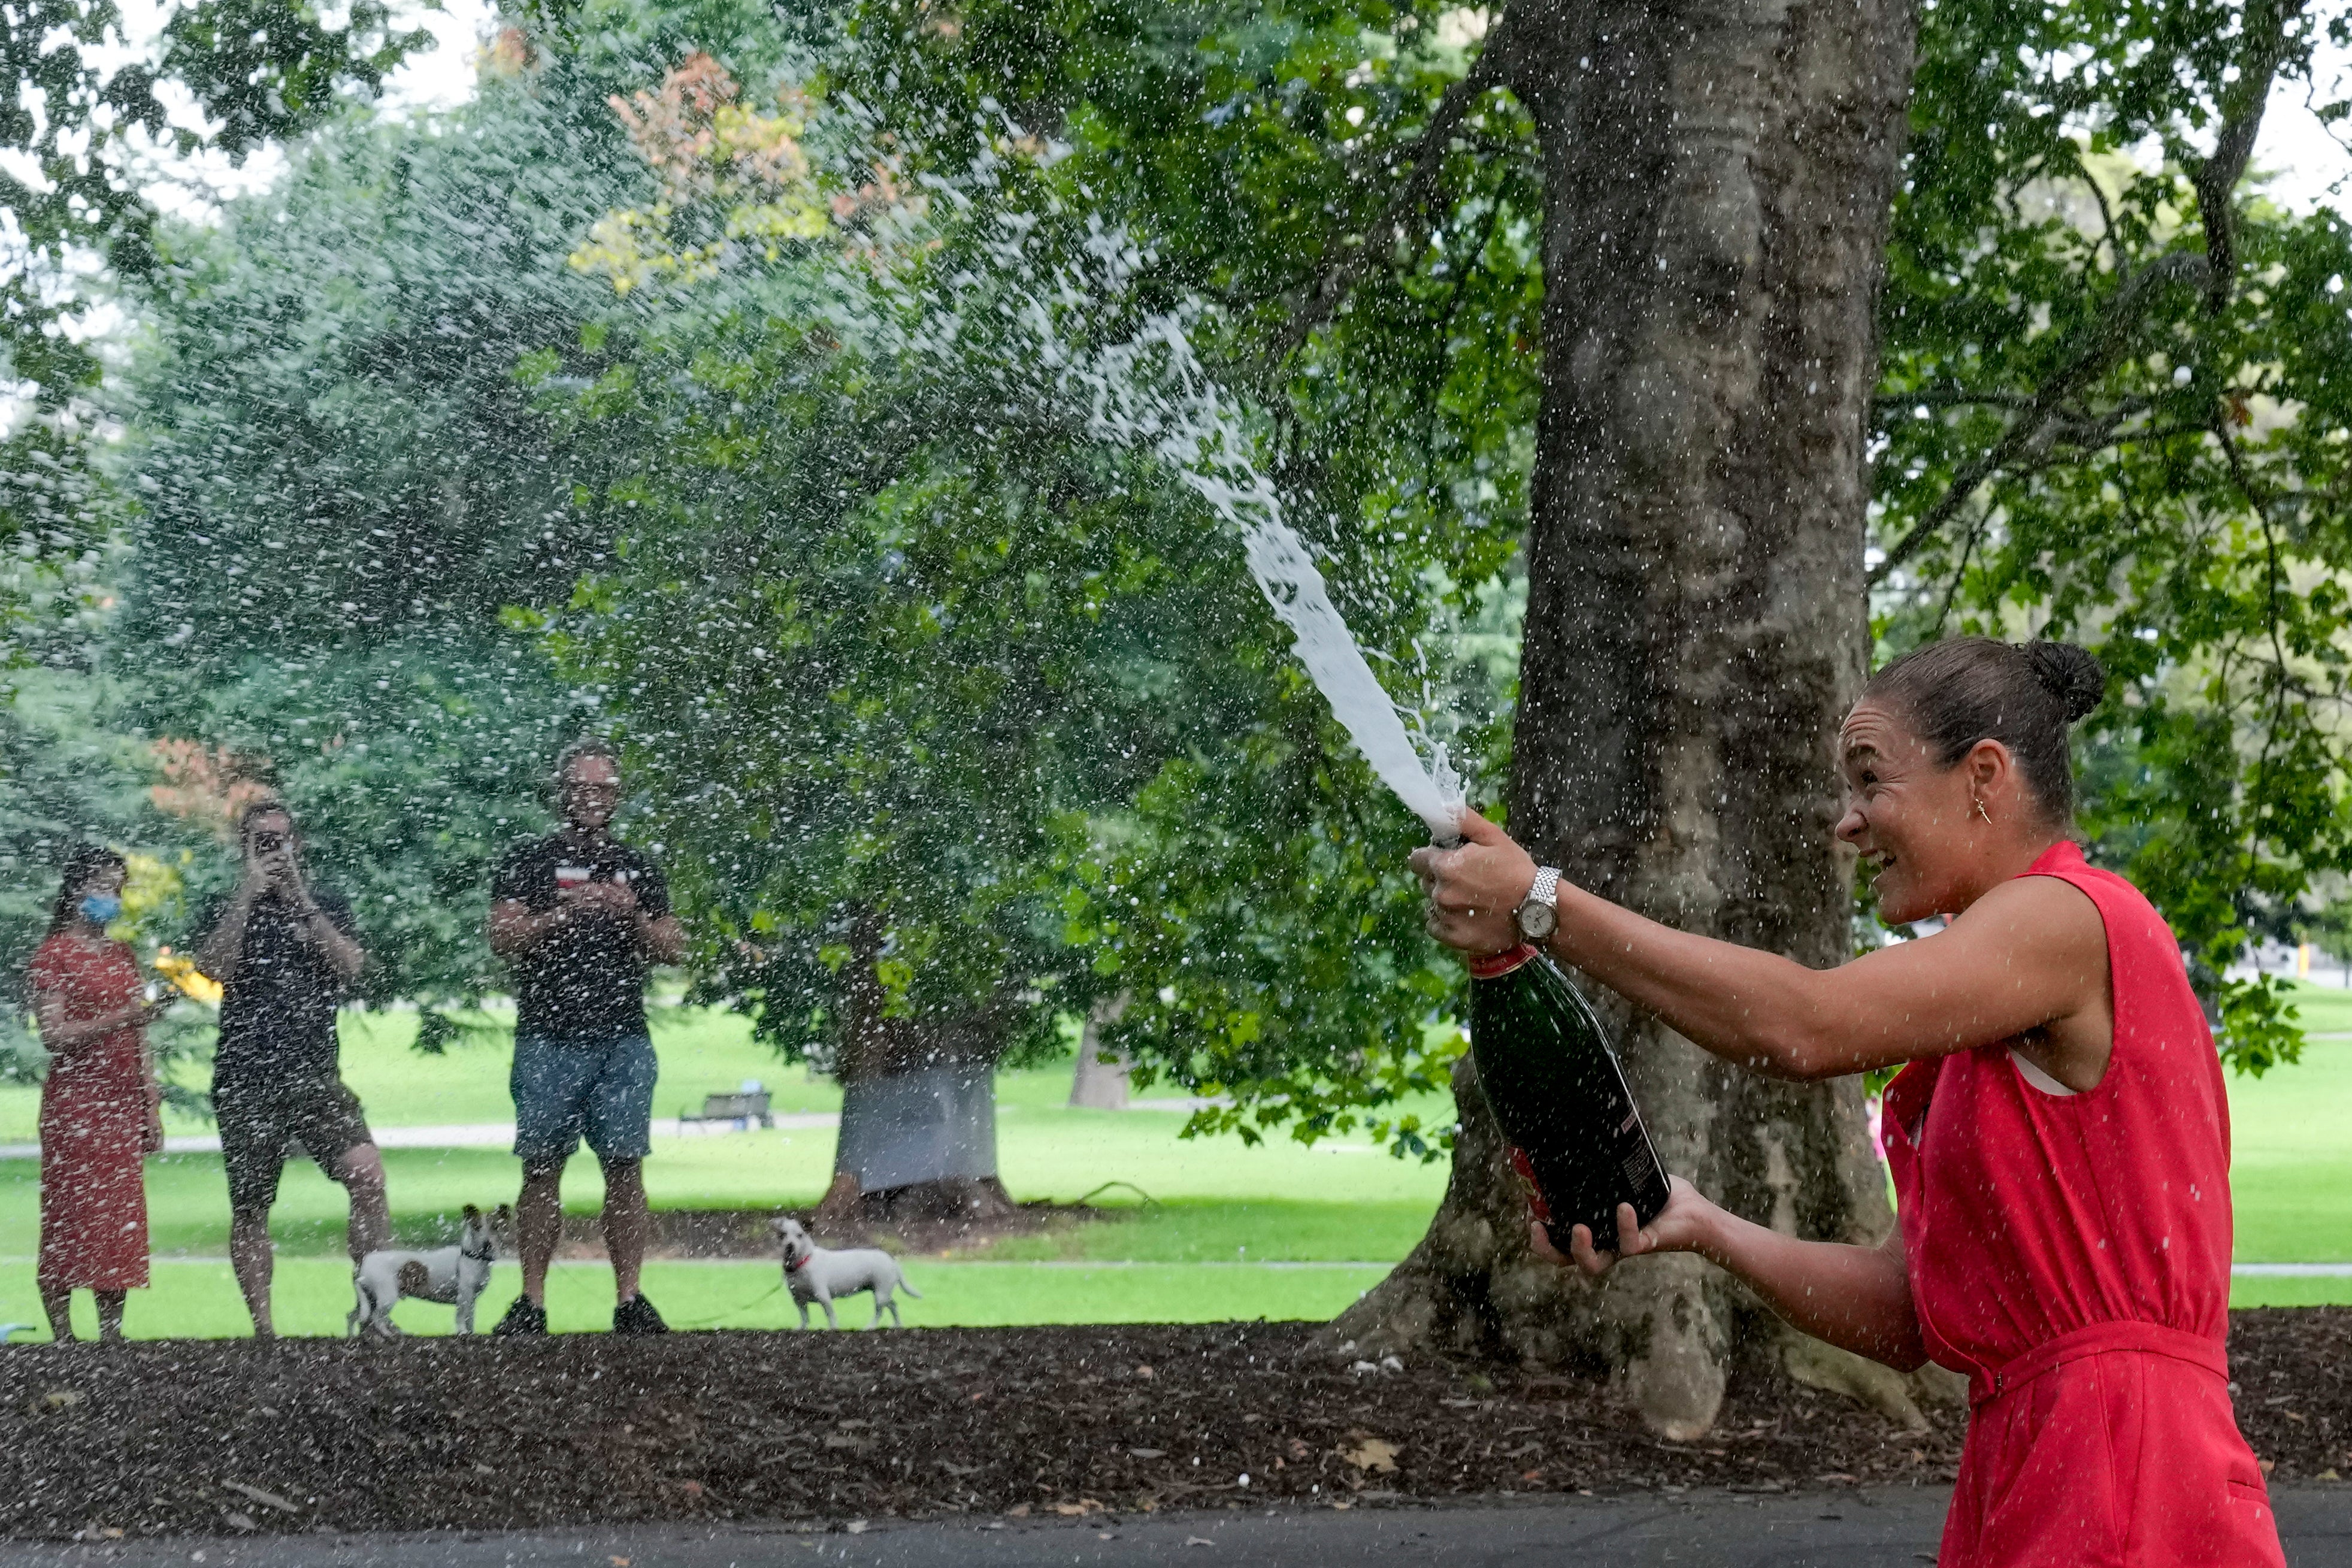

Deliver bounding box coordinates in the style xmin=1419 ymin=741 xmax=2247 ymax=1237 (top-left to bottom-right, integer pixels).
xmin=1514 ymin=866 xmax=1563 ymax=942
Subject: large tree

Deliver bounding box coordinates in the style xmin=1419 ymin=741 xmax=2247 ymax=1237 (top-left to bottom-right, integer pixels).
xmin=2 ymin=0 xmax=432 ymax=597
xmin=837 ymin=0 xmax=2352 ymax=1436
xmin=1316 ymin=0 xmax=1912 ymax=1436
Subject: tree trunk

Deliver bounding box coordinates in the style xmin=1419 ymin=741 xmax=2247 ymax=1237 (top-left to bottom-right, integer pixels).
xmin=1067 ymin=991 xmax=1133 ymax=1109
xmin=1332 ymin=0 xmax=1918 ymax=1436
xmin=814 ymin=910 xmax=1018 ymax=1234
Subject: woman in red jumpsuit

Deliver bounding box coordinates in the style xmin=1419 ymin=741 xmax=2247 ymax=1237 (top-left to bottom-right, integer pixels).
xmin=1416 ymin=636 xmax=2283 ymax=1567
xmin=32 ymin=845 xmax=168 ymax=1344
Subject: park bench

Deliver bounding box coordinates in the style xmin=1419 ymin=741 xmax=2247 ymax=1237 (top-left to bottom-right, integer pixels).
xmin=680 ymin=1087 xmax=775 ymax=1131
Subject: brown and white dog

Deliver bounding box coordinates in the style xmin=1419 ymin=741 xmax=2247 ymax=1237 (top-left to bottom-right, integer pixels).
xmin=348 ymin=1203 xmax=509 ymax=1339
xmin=771 ymin=1217 xmax=922 ymax=1328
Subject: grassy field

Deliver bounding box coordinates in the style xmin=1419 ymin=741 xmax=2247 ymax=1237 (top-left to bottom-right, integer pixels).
xmin=24 ymin=1258 xmax=1397 ymax=1342
xmin=0 ymin=1005 xmax=855 ymax=1143
xmin=5 ymin=985 xmax=2350 ymax=1337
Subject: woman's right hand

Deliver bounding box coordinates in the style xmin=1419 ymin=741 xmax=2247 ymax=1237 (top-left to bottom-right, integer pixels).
xmin=1530 ymin=1175 xmax=1720 ymax=1278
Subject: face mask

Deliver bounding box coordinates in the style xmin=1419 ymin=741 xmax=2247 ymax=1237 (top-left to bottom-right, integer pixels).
xmin=78 ymin=895 xmax=122 ymax=925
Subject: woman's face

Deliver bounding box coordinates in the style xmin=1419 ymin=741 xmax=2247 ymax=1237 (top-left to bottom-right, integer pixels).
xmin=1835 ymin=700 xmax=1984 ymax=925
xmin=75 ymin=864 xmax=125 ymax=909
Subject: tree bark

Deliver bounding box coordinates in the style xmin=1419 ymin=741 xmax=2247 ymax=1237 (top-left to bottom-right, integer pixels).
xmin=1332 ymin=0 xmax=1918 ymax=1436
xmin=814 ymin=909 xmax=1018 ymax=1233
xmin=1067 ymin=991 xmax=1133 ymax=1109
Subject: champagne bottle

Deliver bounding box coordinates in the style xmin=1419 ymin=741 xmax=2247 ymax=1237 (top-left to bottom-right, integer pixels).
xmin=1468 ymin=944 xmax=1671 ymax=1252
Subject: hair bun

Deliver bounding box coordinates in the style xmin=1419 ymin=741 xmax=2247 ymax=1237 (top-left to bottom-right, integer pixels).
xmin=2024 ymin=641 xmax=2105 ymax=723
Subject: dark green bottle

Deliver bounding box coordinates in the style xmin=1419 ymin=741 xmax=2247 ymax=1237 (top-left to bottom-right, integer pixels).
xmin=1467 ymin=944 xmax=1670 ymax=1252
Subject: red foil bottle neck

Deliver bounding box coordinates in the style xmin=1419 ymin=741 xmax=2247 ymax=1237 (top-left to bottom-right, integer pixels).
xmin=1467 ymin=944 xmax=1541 ymax=980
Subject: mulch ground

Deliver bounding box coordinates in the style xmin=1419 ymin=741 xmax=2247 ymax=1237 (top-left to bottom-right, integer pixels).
xmin=1 ymin=1309 xmax=2345 ymax=1543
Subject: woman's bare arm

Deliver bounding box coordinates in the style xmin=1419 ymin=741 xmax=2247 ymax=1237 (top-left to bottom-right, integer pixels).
xmin=1417 ymin=814 xmax=2109 ymax=1082
xmin=32 ymin=986 xmax=158 ymax=1051
xmin=1554 ymin=1179 xmax=1926 ymax=1371
xmin=1545 ymin=874 xmax=2106 ymax=1080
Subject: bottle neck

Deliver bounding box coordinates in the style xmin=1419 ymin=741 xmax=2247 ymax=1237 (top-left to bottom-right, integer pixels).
xmin=1467 ymin=945 xmax=1541 ymax=980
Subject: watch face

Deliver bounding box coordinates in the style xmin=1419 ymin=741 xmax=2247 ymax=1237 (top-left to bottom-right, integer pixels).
xmin=1517 ymin=899 xmax=1558 ymax=940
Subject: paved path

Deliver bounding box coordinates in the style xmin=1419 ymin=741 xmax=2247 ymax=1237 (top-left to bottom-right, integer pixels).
xmin=0 ymin=1101 xmax=1225 ymax=1161
xmin=5 ymin=1489 xmax=2348 ymax=1567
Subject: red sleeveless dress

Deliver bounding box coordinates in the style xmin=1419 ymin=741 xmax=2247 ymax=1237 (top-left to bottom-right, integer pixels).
xmin=1880 ymin=841 xmax=2283 ymax=1567
xmin=33 ymin=933 xmax=151 ymax=1294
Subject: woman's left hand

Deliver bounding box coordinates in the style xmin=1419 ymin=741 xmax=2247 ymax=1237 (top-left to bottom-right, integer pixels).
xmin=1409 ymin=809 xmax=1540 ymax=956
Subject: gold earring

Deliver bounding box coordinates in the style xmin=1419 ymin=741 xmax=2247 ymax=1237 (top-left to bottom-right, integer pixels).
xmin=1974 ymin=797 xmax=1993 ymax=825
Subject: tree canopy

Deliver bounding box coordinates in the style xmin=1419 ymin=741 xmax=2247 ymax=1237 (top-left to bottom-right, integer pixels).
xmin=2 ymin=0 xmax=2348 ymax=1126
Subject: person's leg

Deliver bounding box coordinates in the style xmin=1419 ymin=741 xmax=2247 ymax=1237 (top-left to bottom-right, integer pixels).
xmin=302 ymin=1083 xmax=389 ymax=1264
xmin=332 ymin=1143 xmax=390 ymax=1263
xmin=217 ymin=1088 xmax=284 ymax=1338
xmin=229 ymin=1206 xmax=276 ymax=1337
xmin=510 ymin=1034 xmax=589 ymax=1310
xmin=598 ymin=1156 xmax=647 ymax=1303
xmin=583 ymin=1034 xmax=659 ymax=1306
xmin=37 ymin=1281 xmax=75 ymax=1343
xmin=516 ymin=1159 xmax=565 ymax=1306
xmin=94 ymin=1289 xmax=125 ymax=1343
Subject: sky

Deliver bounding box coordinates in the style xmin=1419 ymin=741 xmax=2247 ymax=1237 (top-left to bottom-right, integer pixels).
xmin=2251 ymin=43 xmax=2352 ymax=213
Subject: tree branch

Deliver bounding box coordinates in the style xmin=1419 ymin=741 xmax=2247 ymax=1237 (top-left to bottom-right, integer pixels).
xmin=2192 ymin=0 xmax=2309 ymax=314
xmin=1869 ymin=252 xmax=2208 ymax=585
xmin=1872 ymin=389 xmax=2041 ymax=411
xmin=1267 ymin=10 xmax=1525 ymax=367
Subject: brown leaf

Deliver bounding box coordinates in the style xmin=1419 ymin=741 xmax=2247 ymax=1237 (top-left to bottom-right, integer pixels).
xmin=1339 ymin=1437 xmax=1399 ymax=1474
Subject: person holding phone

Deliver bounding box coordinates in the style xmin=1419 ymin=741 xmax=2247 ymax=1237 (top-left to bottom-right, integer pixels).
xmin=1414 ymin=637 xmax=2281 ymax=1567
xmin=487 ymin=738 xmax=685 ymax=1337
xmin=31 ymin=844 xmax=172 ymax=1343
xmin=192 ymin=798 xmax=382 ymax=1337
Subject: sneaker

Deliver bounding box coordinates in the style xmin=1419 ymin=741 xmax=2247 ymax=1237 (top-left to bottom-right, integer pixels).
xmin=613 ymin=1294 xmax=670 ymax=1336
xmin=491 ymin=1296 xmax=549 ymax=1337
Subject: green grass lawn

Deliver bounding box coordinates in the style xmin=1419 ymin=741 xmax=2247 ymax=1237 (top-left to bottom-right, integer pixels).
xmin=0 ymin=1005 xmax=855 ymax=1143
xmin=26 ymin=1257 xmax=1394 ymax=1341
xmin=5 ymin=985 xmax=2350 ymax=1338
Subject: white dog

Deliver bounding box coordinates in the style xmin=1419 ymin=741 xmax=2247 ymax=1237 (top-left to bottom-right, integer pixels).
xmin=348 ymin=1203 xmax=509 ymax=1339
xmin=772 ymin=1217 xmax=922 ymax=1328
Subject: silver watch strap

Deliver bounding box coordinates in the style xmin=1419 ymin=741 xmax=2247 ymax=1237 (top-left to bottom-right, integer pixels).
xmin=1528 ymin=865 xmax=1561 ymax=909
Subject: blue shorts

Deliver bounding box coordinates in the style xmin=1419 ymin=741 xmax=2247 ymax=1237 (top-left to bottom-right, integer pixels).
xmin=511 ymin=1033 xmax=657 ymax=1170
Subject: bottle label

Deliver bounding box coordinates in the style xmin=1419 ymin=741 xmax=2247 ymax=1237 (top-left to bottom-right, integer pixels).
xmin=1468 ymin=945 xmax=1541 ymax=980
xmin=1508 ymin=1146 xmax=1553 ymax=1223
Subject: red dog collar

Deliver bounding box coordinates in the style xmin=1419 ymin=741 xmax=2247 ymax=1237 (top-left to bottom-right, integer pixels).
xmin=787 ymin=1252 xmax=811 ymax=1273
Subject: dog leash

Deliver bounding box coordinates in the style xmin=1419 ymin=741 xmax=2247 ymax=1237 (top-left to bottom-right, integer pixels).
xmin=670 ymin=1281 xmax=786 ymax=1330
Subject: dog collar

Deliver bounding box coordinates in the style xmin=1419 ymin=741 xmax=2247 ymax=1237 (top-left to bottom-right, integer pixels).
xmin=787 ymin=1253 xmax=811 ymax=1273
xmin=461 ymin=1245 xmax=494 ymax=1263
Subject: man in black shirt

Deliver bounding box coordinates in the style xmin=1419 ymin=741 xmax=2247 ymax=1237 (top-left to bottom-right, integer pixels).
xmin=193 ymin=799 xmax=382 ymax=1338
xmin=487 ymin=738 xmax=684 ymax=1336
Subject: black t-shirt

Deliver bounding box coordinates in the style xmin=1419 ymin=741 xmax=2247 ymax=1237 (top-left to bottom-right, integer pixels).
xmin=492 ymin=834 xmax=670 ymax=1045
xmin=195 ymin=886 xmax=359 ymax=1083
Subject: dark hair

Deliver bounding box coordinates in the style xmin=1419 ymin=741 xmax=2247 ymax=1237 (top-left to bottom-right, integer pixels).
xmin=47 ymin=844 xmax=127 ymax=934
xmin=553 ymin=735 xmax=621 ymax=784
xmin=1861 ymin=637 xmax=2106 ymax=824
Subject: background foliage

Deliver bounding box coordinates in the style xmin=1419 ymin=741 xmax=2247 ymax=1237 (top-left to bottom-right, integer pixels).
xmin=0 ymin=0 xmax=2346 ymax=1128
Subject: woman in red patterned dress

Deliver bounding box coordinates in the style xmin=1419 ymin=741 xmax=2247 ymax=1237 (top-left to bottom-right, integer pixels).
xmin=1416 ymin=638 xmax=2283 ymax=1566
xmin=32 ymin=845 xmax=169 ymax=1343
